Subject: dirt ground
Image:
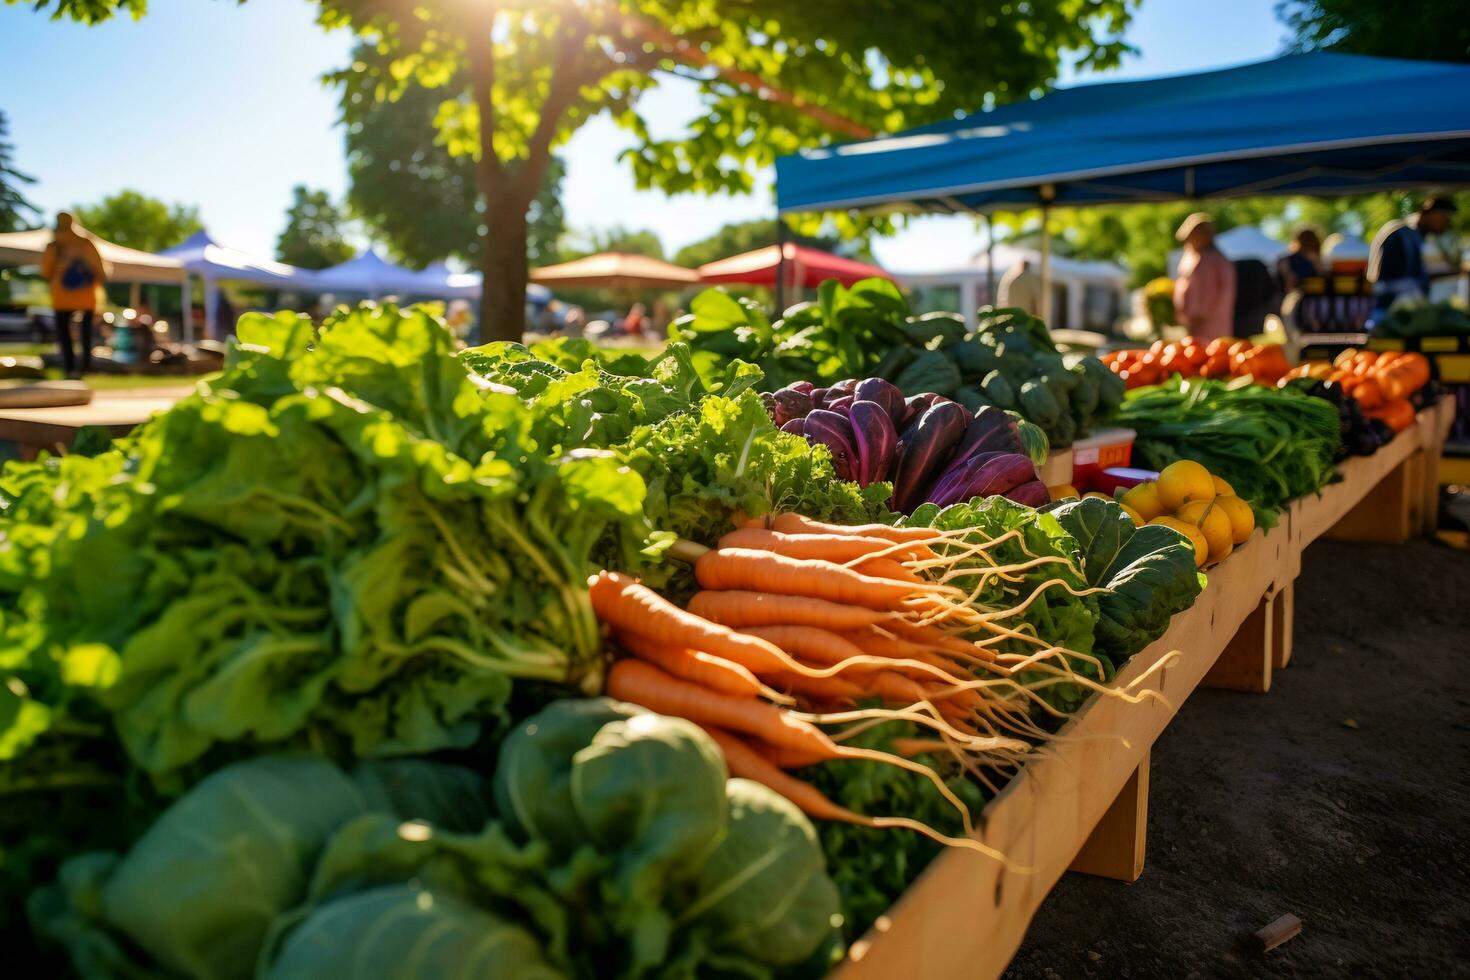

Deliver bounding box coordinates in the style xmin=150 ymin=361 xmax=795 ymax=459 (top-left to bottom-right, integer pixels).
xmin=1004 ymin=537 xmax=1470 ymax=979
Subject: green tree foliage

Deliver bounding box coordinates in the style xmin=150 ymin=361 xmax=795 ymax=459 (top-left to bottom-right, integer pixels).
xmin=0 ymin=110 xmax=38 ymax=233
xmin=316 ymin=0 xmax=1134 ymax=340
xmin=2 ymin=0 xmax=147 ymax=23
xmin=565 ymin=226 xmax=666 ymax=261
xmin=345 ymin=67 xmax=565 ymax=269
xmin=73 ymin=189 xmax=201 ymax=252
xmin=275 ymin=185 xmax=355 ymax=270
xmin=16 ymin=0 xmax=1135 ymax=339
xmin=1277 ymin=0 xmax=1470 ymax=63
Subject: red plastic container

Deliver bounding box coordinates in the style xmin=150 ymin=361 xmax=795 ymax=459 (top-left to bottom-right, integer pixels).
xmin=1071 ymin=428 xmax=1136 ymax=491
xmin=1092 ymin=466 xmax=1159 ymax=497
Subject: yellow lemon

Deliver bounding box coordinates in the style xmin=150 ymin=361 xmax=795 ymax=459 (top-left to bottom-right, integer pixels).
xmin=1047 ymin=483 xmax=1080 ymax=501
xmin=1121 ymin=481 xmax=1165 ymax=521
xmin=1150 ymin=516 xmax=1207 ymax=567
xmin=1212 ymin=475 xmax=1235 ymax=496
xmin=1119 ymin=502 xmax=1146 ymax=527
xmin=1213 ymin=494 xmax=1256 ymax=545
xmin=1207 ymin=536 xmax=1234 ymax=565
xmin=1176 ymin=499 xmax=1234 ymax=560
xmin=1157 ymin=460 xmax=1217 ymax=512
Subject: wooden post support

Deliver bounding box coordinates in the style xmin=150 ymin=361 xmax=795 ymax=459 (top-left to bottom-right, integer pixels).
xmin=1202 ymin=589 xmax=1274 ymax=693
xmin=1270 ymin=581 xmax=1294 ymax=670
xmin=1326 ymin=455 xmax=1418 ymax=544
xmin=1068 ymin=751 xmax=1150 ymax=882
xmin=1416 ymin=446 xmax=1443 ymax=536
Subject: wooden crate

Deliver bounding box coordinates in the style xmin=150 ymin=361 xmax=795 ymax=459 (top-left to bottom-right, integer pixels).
xmin=834 ymin=527 xmax=1285 ymax=979
xmin=832 ymin=398 xmax=1456 ymax=980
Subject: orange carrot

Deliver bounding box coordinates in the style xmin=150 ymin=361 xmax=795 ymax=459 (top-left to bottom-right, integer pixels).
xmin=701 ymin=727 xmax=1007 ymax=863
xmin=738 ymin=624 xmax=883 ymax=673
xmin=850 ymin=556 xmax=922 ymax=583
xmin=686 ymin=591 xmax=892 ymax=632
xmin=615 ymin=631 xmax=773 ymax=701
xmin=837 ymin=628 xmax=975 ymax=677
xmin=884 ymin=618 xmax=996 ymax=662
xmin=694 ymin=549 xmax=942 ymax=610
xmin=701 ymin=727 xmax=861 ymax=821
xmin=765 ymin=512 xmax=941 ymax=545
xmin=607 ymin=658 xmax=840 ymax=758
xmin=762 ymin=670 xmax=867 ymax=707
xmin=718 ymin=527 xmax=931 ymax=563
xmin=590 ymin=571 xmax=805 ymax=677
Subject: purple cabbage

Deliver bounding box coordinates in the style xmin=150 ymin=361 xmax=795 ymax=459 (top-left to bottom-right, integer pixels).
xmin=804 ymin=408 xmax=858 ymax=481
xmin=854 ymin=378 xmax=905 ymax=424
xmin=847 ymin=400 xmax=897 ymax=487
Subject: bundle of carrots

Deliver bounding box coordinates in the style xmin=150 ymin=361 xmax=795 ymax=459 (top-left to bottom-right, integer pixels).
xmin=1103 ymin=337 xmax=1289 ymax=390
xmin=589 ymin=511 xmax=1158 ymax=857
xmin=1281 ymin=349 xmax=1429 ymax=433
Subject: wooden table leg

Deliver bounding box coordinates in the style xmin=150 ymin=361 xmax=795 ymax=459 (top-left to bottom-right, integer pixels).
xmin=1202 ymin=590 xmax=1274 ymax=693
xmin=1327 ymin=455 xmax=1418 ymax=544
xmin=1069 ymin=750 xmax=1150 ymax=882
xmin=1418 ymin=445 xmax=1443 ymax=535
xmin=1270 ymin=581 xmax=1294 ymax=670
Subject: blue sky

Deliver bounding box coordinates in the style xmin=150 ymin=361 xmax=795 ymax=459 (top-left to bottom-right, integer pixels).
xmin=1 ymin=0 xmax=1287 ymax=272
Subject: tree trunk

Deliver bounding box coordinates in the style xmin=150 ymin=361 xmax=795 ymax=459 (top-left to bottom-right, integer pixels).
xmin=479 ymin=196 xmax=529 ymax=343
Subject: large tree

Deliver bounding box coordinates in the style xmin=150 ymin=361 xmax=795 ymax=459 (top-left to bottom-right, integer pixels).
xmin=73 ymin=189 xmax=202 ymax=252
xmin=345 ymin=69 xmax=566 ymax=269
xmin=276 ymin=185 xmax=356 ymax=270
xmin=1277 ymin=0 xmax=1470 ymax=63
xmin=318 ymin=0 xmax=1134 ymax=340
xmin=14 ymin=0 xmax=1135 ymax=339
xmin=0 ymin=110 xmax=39 ymax=233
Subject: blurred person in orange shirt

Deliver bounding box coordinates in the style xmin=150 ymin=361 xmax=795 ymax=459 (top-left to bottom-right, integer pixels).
xmin=39 ymin=212 xmax=108 ymax=377
xmin=1172 ymin=212 xmax=1236 ymax=342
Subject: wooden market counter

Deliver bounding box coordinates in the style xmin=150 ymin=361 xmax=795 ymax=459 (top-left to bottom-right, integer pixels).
xmin=833 ymin=395 xmax=1456 ymax=980
xmin=0 ymin=386 xmax=188 ymax=459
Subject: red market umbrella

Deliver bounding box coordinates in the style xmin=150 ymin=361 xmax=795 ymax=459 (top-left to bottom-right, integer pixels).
xmin=697 ymin=242 xmax=891 ymax=289
xmin=530 ymin=252 xmax=700 ymax=289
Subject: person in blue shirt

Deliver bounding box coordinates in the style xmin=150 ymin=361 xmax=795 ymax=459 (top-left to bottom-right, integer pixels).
xmin=1368 ymin=197 xmax=1456 ymax=313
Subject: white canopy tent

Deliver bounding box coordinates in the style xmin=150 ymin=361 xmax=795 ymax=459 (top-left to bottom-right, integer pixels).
xmin=0 ymin=227 xmax=186 ymax=285
xmin=896 ymin=243 xmax=1128 ymax=333
xmin=160 ymin=230 xmax=310 ymax=340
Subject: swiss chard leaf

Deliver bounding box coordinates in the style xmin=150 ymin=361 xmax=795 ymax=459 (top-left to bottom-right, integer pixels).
xmin=1046 ymin=498 xmax=1205 ymax=660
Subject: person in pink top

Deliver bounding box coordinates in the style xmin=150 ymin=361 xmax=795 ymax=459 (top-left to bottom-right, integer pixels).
xmin=1172 ymin=212 xmax=1237 ymax=341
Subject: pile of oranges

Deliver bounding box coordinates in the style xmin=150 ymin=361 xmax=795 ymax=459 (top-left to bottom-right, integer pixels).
xmin=1102 ymin=337 xmax=1289 ymax=390
xmin=1118 ymin=460 xmax=1256 ymax=568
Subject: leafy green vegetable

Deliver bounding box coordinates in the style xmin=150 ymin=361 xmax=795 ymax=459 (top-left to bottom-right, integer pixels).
xmin=0 ymin=305 xmax=663 ymax=784
xmin=35 ymin=702 xmax=842 ymax=980
xmin=905 ymin=497 xmax=1102 ymax=712
xmin=802 ymin=721 xmax=982 ymax=944
xmin=1112 ymin=377 xmax=1341 ymax=523
xmin=265 ymin=884 xmax=565 ymax=980
xmin=459 ymin=338 xmax=759 ymax=453
xmin=673 ymin=283 xmax=1121 ymax=447
xmin=681 ymin=778 xmax=842 ymax=967
xmin=614 ymin=391 xmax=890 ymax=587
xmin=1045 ymin=497 xmax=1206 ymax=660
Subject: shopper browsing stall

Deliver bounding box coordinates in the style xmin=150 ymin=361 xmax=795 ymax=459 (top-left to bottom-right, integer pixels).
xmin=1368 ymin=197 xmax=1456 ymax=314
xmin=1172 ymin=213 xmax=1237 ymax=341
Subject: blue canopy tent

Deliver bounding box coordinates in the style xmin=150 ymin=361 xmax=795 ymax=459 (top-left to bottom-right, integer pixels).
xmin=775 ymin=53 xmax=1470 ymax=320
xmin=161 ymin=230 xmax=309 ymax=340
